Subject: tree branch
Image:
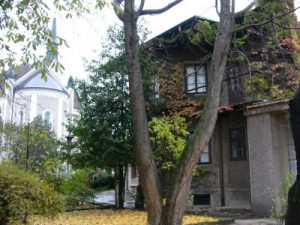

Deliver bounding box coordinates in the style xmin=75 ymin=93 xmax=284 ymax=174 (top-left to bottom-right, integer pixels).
xmin=234 ymin=6 xmax=300 ymax=32
xmin=140 ymin=0 xmax=184 ymax=16
xmin=234 ymin=0 xmax=258 ymax=18
xmin=135 ymin=0 xmax=145 ymax=17
xmin=112 ymin=0 xmax=125 ymax=21
xmin=274 ymin=22 xmax=300 ymax=30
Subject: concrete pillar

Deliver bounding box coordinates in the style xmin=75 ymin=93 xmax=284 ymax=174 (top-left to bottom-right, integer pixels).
xmin=246 ymin=111 xmax=289 ymax=216
xmin=247 ymin=113 xmax=275 ymax=216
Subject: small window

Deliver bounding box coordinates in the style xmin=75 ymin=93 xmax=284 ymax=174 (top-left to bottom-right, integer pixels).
xmin=227 ymin=65 xmax=244 ymax=104
xmin=229 ymin=127 xmax=247 ymax=160
xmin=193 ymin=194 xmax=210 ymax=205
xmin=185 ymin=66 xmax=207 ymax=94
xmin=198 ymin=143 xmax=211 ymax=164
xmin=228 ymin=66 xmax=241 ymax=91
xmin=44 ymin=110 xmax=53 ymax=124
xmin=19 ymin=111 xmax=24 ymax=126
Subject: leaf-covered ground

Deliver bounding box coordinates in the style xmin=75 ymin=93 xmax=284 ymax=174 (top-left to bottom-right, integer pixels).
xmin=29 ymin=209 xmax=221 ymax=225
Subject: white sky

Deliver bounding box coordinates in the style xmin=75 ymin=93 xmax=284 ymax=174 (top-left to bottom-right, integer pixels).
xmin=55 ymin=0 xmax=300 ymax=84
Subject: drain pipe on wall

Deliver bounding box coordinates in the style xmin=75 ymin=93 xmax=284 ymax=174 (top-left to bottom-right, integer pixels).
xmin=218 ymin=118 xmax=225 ymax=207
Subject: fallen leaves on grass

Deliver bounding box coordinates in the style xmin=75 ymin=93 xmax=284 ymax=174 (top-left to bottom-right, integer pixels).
xmin=30 ymin=209 xmax=219 ymax=225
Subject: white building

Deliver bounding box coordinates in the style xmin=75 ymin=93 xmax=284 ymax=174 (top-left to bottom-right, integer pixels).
xmin=0 ymin=63 xmax=81 ymax=139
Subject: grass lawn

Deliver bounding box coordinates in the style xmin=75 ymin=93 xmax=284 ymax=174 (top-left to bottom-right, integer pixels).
xmin=28 ymin=209 xmax=225 ymax=225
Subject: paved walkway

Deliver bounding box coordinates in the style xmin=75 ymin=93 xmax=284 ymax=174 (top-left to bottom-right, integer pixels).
xmin=233 ymin=218 xmax=277 ymax=225
xmin=94 ymin=190 xmax=135 ymax=208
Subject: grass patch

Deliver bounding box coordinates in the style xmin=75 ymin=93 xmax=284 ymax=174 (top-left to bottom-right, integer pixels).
xmin=28 ymin=209 xmax=224 ymax=225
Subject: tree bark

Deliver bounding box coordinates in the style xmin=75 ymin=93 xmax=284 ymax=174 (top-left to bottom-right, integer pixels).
xmin=115 ymin=166 xmax=125 ymax=209
xmin=285 ymin=87 xmax=300 ymax=225
xmin=123 ymin=1 xmax=162 ymax=224
xmin=159 ymin=1 xmax=234 ymax=224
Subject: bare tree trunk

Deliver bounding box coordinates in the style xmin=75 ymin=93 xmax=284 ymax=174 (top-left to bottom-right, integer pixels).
xmin=159 ymin=1 xmax=234 ymax=224
xmin=115 ymin=166 xmax=125 ymax=209
xmin=285 ymin=87 xmax=300 ymax=225
xmin=123 ymin=1 xmax=162 ymax=224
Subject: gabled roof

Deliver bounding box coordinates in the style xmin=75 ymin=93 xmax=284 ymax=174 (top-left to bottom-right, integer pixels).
xmin=151 ymin=15 xmax=218 ymax=41
xmin=7 ymin=64 xmax=32 ymax=80
xmin=147 ymin=16 xmax=218 ymax=61
xmin=12 ymin=65 xmax=69 ymax=95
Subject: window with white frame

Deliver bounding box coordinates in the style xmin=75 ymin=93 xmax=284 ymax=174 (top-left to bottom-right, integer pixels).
xmin=186 ymin=65 xmax=207 ymax=94
xmin=198 ymin=143 xmax=211 ymax=164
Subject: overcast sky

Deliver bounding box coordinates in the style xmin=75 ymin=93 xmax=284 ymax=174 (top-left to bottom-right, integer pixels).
xmin=55 ymin=0 xmax=300 ymax=84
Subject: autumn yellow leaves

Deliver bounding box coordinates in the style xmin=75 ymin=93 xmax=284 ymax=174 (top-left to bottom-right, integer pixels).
xmin=30 ymin=209 xmax=219 ymax=225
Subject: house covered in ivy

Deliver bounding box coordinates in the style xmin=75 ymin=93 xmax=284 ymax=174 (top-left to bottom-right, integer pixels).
xmin=128 ymin=14 xmax=298 ymax=216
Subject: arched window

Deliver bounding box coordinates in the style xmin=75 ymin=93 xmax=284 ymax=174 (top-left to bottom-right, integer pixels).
xmin=19 ymin=111 xmax=24 ymax=126
xmin=44 ymin=110 xmax=52 ymax=124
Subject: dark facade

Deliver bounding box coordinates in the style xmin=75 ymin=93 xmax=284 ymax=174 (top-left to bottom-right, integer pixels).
xmin=148 ymin=16 xmax=297 ymax=216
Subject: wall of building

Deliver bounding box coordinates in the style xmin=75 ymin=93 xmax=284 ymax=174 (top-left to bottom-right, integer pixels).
xmin=190 ymin=129 xmax=222 ymax=209
xmin=220 ymin=111 xmax=251 ymax=208
xmin=246 ymin=103 xmax=290 ymax=216
xmin=190 ymin=111 xmax=251 ymax=210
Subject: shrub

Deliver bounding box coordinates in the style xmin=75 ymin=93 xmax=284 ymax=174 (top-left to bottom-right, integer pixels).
xmin=271 ymin=173 xmax=293 ymax=225
xmin=90 ymin=170 xmax=114 ymax=191
xmin=0 ymin=162 xmax=65 ymax=225
xmin=60 ymin=169 xmax=95 ymax=210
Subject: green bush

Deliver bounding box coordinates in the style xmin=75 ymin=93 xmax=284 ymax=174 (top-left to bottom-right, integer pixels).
xmin=60 ymin=169 xmax=95 ymax=210
xmin=0 ymin=162 xmax=65 ymax=225
xmin=271 ymin=173 xmax=293 ymax=225
xmin=90 ymin=170 xmax=114 ymax=191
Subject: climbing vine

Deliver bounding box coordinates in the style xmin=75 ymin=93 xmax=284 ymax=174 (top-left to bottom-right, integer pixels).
xmin=240 ymin=0 xmax=300 ymax=99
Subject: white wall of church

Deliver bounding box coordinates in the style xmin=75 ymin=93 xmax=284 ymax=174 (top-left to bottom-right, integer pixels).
xmin=2 ymin=87 xmax=73 ymax=139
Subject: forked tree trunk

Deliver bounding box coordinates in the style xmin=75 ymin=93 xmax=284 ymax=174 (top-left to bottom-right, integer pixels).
xmin=285 ymin=87 xmax=300 ymax=225
xmin=120 ymin=0 xmax=252 ymax=224
xmin=159 ymin=1 xmax=234 ymax=224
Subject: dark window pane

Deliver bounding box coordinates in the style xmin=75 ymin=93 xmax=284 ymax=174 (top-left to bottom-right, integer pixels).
xmin=193 ymin=194 xmax=210 ymax=205
xmin=229 ymin=127 xmax=246 ymax=160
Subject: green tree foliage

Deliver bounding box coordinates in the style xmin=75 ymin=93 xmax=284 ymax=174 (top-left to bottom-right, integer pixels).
xmin=149 ymin=115 xmax=189 ymax=171
xmin=65 ymin=25 xmax=136 ymax=208
xmin=65 ymin=23 xmax=157 ymax=208
xmin=0 ymin=0 xmax=106 ymax=76
xmin=65 ymin=62 xmax=132 ymax=208
xmin=0 ymin=116 xmax=63 ymax=185
xmin=0 ymin=162 xmax=64 ymax=225
xmin=149 ymin=115 xmax=189 ymax=199
xmin=66 ymin=72 xmax=133 ymax=170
